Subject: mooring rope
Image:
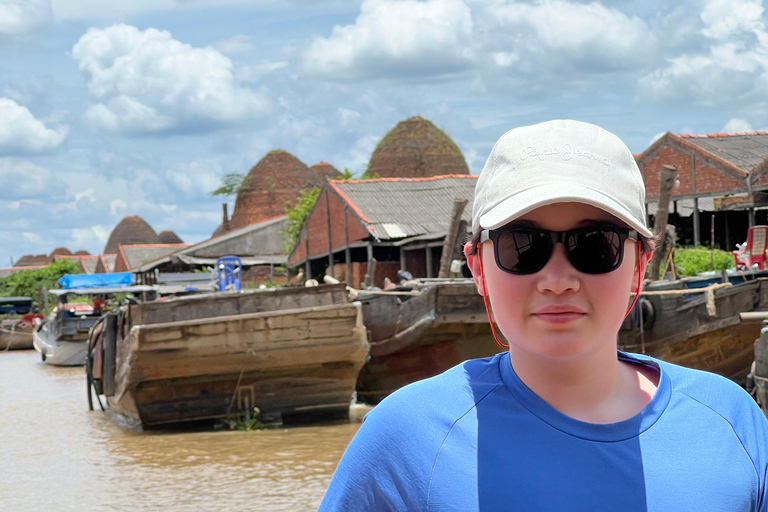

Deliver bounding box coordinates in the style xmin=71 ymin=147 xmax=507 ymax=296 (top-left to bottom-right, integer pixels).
xmin=630 ymin=282 xmax=734 ymax=317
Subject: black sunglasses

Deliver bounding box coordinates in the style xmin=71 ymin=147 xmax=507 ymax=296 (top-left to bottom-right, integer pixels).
xmin=479 ymin=224 xmax=638 ymax=275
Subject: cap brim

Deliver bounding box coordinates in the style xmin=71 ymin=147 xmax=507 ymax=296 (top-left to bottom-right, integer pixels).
xmin=478 ymin=182 xmax=654 ymax=239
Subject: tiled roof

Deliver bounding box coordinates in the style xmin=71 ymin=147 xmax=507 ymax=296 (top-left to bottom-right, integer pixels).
xmin=119 ymin=244 xmax=190 ymax=270
xmin=678 ymin=132 xmax=768 ymax=171
xmin=14 ymin=254 xmax=48 ymax=267
xmin=331 ymin=175 xmax=477 ymax=240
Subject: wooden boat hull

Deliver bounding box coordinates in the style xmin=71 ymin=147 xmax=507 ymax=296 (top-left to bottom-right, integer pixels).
xmin=107 ymin=300 xmax=369 ymax=428
xmin=355 ymin=281 xmax=505 ymax=404
xmin=0 ymin=327 xmax=33 ymax=350
xmin=618 ymin=277 xmax=768 ymax=385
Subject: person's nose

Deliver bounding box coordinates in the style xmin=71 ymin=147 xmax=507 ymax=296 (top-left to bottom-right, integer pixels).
xmin=536 ymin=243 xmax=580 ymax=295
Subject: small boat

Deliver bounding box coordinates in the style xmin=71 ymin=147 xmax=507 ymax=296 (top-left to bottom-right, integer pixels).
xmin=618 ymin=271 xmax=768 ymax=385
xmin=0 ymin=314 xmax=43 ymax=350
xmin=354 ymin=279 xmax=505 ymax=404
xmin=88 ymin=284 xmax=369 ymax=428
xmin=34 ymin=273 xmax=153 ymax=366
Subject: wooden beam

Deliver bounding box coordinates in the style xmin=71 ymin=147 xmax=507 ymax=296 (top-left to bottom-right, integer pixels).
xmin=325 ymin=190 xmax=333 ymax=275
xmin=344 ymin=206 xmax=351 ymax=284
xmin=438 ymin=199 xmax=468 ymax=278
xmin=693 ymin=196 xmax=700 ymax=247
xmin=650 ymin=164 xmax=678 ymax=280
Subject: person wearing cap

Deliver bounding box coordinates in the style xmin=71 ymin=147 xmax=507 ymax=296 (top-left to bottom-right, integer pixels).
xmin=318 ymin=120 xmax=768 ymax=511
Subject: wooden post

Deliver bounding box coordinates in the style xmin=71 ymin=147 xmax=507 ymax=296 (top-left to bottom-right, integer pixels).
xmin=304 ymin=226 xmax=311 ymax=279
xmin=103 ymin=313 xmax=117 ymax=397
xmin=343 ymin=206 xmax=351 ymax=283
xmin=425 ymin=247 xmax=433 ymax=278
xmin=438 ymin=199 xmax=468 ymax=278
xmin=364 ymin=244 xmax=375 ymax=288
xmin=693 ymin=197 xmax=701 ymax=247
xmin=649 ymin=165 xmax=678 ymax=280
xmin=325 ymin=190 xmax=333 ymax=275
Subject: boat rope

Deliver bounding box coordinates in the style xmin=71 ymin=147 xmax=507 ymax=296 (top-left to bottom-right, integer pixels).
xmin=226 ymin=370 xmax=245 ymax=417
xmin=631 ymin=282 xmax=733 ymax=317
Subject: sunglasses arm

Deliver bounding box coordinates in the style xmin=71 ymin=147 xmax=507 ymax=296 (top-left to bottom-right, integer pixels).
xmin=477 ymin=243 xmax=510 ymax=349
xmin=624 ymin=240 xmax=643 ymax=320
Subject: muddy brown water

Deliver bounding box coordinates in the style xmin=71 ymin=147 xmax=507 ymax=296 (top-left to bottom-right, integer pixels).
xmin=0 ymin=350 xmax=360 ymax=511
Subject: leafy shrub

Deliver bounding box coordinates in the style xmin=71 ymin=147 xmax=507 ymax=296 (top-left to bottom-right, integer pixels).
xmin=0 ymin=259 xmax=81 ymax=310
xmin=655 ymin=247 xmax=735 ymax=278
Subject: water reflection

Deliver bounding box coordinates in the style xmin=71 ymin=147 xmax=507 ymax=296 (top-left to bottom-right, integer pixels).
xmin=0 ymin=351 xmax=358 ymax=511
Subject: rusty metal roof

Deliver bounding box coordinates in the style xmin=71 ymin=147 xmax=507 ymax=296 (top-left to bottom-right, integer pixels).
xmin=333 ymin=175 xmax=477 ymax=241
xmin=679 ymin=132 xmax=768 ymax=171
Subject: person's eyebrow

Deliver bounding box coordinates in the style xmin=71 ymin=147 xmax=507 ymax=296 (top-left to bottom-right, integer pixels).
xmin=575 ymin=219 xmax=627 ymax=229
xmin=507 ymin=219 xmax=540 ymax=228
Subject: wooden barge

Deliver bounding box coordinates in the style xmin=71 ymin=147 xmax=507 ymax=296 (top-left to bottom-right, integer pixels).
xmin=89 ymin=285 xmax=369 ymax=428
xmin=619 ymin=273 xmax=768 ymax=385
xmin=0 ymin=326 xmax=33 ymax=350
xmin=355 ymin=279 xmax=504 ymax=404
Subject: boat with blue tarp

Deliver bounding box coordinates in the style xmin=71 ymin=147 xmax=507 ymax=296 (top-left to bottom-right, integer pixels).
xmin=33 ymin=273 xmax=152 ymax=366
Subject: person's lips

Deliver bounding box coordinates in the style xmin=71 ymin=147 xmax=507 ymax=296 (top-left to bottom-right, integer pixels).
xmin=531 ymin=305 xmax=586 ymax=323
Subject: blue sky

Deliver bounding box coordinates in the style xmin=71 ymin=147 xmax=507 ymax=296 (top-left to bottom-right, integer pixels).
xmin=1 ymin=0 xmax=765 ymax=266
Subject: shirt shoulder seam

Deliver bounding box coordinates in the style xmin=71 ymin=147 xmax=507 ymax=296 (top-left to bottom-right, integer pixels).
xmin=425 ymin=383 xmax=504 ymax=511
xmin=678 ymin=390 xmax=760 ymax=482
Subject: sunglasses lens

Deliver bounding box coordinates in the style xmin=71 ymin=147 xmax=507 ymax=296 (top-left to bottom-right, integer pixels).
xmin=496 ymin=230 xmax=551 ymax=274
xmin=568 ymin=229 xmax=623 ymax=274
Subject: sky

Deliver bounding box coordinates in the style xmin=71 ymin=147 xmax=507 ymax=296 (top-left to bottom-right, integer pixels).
xmin=1 ymin=0 xmax=766 ymax=266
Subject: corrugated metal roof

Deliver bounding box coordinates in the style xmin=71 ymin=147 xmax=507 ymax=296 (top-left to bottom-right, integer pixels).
xmin=334 ymin=176 xmax=477 ymax=240
xmin=122 ymin=245 xmax=189 ymax=270
xmin=680 ymin=133 xmax=768 ymax=171
xmin=103 ymin=255 xmax=116 ymax=273
xmin=83 ymin=258 xmax=98 ymax=274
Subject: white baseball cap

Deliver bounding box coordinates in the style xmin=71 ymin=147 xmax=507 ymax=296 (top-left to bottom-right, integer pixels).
xmin=472 ymin=120 xmax=653 ymax=239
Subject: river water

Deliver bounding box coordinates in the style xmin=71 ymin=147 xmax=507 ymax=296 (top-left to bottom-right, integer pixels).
xmin=0 ymin=350 xmax=361 ymax=511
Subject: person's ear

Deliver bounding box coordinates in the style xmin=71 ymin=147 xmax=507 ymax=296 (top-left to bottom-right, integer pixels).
xmin=464 ymin=242 xmax=486 ymax=296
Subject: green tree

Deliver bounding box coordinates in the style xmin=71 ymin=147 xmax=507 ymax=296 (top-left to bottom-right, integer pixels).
xmin=282 ymin=187 xmax=320 ymax=254
xmin=0 ymin=259 xmax=80 ymax=310
xmin=281 ymin=168 xmax=379 ymax=255
xmin=209 ymin=172 xmax=252 ymax=197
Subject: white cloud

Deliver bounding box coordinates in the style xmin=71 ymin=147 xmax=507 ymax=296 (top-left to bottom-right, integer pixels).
xmin=0 ymin=0 xmax=52 ymax=37
xmin=0 ymin=159 xmax=67 ymax=200
xmin=235 ymin=61 xmax=289 ymax=83
xmin=50 ymin=0 xmax=274 ymax=21
xmin=22 ymin=231 xmax=44 ymax=244
xmin=71 ymin=24 xmax=270 ymax=135
xmin=475 ymin=0 xmax=655 ymax=89
xmin=110 ymin=199 xmax=126 ymax=216
xmin=724 ymin=118 xmax=754 ymax=132
xmin=215 ymin=34 xmax=253 ymax=55
xmin=166 ymin=161 xmax=221 ymax=196
xmin=637 ymin=0 xmax=768 ymax=109
xmin=649 ymin=131 xmax=666 ymax=146
xmin=337 ymin=107 xmax=361 ymax=128
xmin=0 ymin=98 xmax=68 ymax=154
xmin=302 ymin=0 xmax=475 ymax=80
xmin=67 ymin=226 xmax=109 ymax=250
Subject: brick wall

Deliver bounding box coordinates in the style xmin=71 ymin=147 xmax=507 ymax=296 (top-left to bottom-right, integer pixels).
xmin=289 ymin=187 xmax=369 ymax=267
xmin=642 ymin=139 xmax=746 ymax=199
